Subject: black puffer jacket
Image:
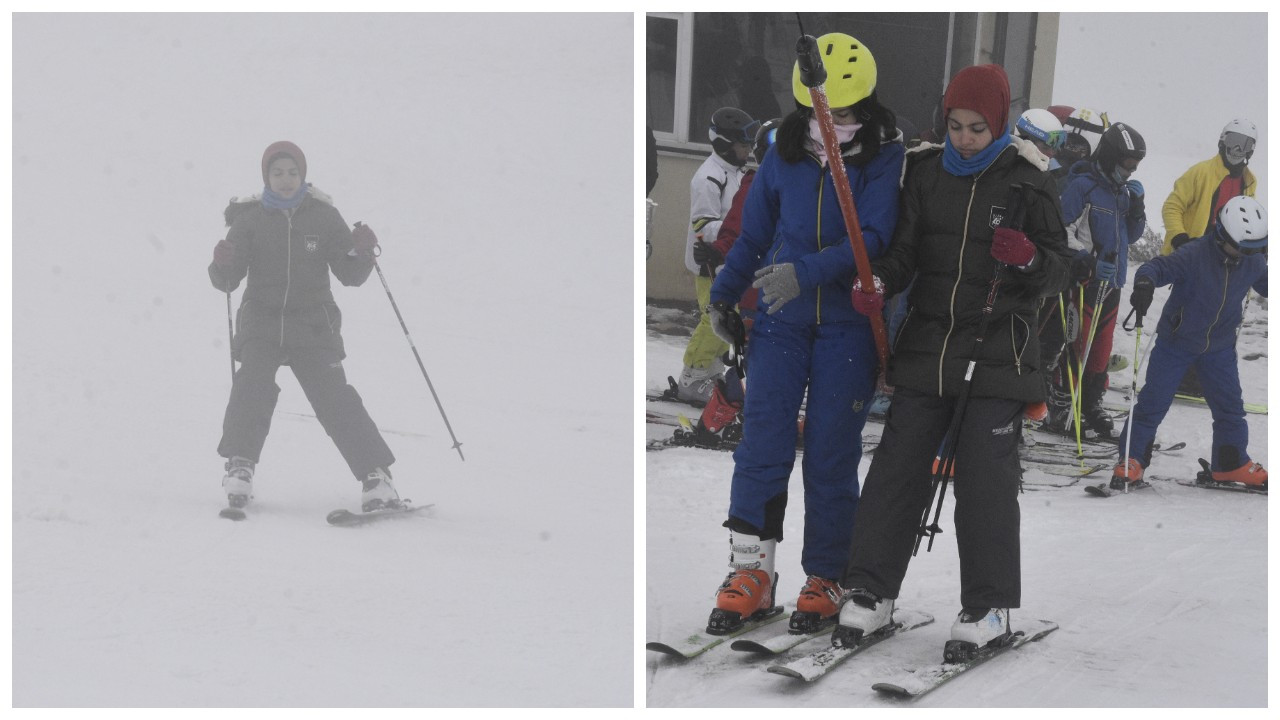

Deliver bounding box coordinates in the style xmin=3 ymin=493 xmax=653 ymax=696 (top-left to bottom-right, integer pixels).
xmin=208 ymin=189 xmax=373 ymax=360
xmin=877 ymin=138 xmax=1072 ymax=401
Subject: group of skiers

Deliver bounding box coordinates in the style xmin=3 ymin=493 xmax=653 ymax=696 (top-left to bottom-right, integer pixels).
xmin=656 ymin=31 xmax=1267 ymax=658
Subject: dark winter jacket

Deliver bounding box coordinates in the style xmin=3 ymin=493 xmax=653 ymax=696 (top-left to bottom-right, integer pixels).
xmin=1060 ymin=160 xmax=1146 ymax=288
xmin=1138 ymin=234 xmax=1267 ymax=355
xmin=209 ymin=188 xmax=373 ymax=360
xmin=710 ymin=136 xmax=904 ymax=326
xmin=875 ymin=138 xmax=1072 ymax=401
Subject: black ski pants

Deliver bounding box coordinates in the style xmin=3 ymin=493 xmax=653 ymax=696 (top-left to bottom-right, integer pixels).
xmin=218 ymin=338 xmax=394 ymax=480
xmin=841 ymin=387 xmax=1023 ymax=610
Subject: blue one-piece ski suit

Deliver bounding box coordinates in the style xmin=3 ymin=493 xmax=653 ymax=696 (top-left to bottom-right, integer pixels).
xmin=1119 ymin=234 xmax=1267 ymax=471
xmin=709 ymin=137 xmax=904 ymax=579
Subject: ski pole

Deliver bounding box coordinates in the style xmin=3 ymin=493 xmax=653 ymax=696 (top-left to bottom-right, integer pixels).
xmin=1070 ymin=268 xmax=1112 ymax=453
xmin=1119 ymin=306 xmax=1145 ymax=494
xmin=793 ymin=27 xmax=891 ymax=386
xmin=357 ymin=223 xmax=465 ymax=462
xmin=226 ymin=288 xmax=236 ymax=383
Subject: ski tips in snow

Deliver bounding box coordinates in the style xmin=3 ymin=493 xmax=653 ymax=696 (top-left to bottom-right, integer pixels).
xmin=326 ymin=503 xmax=434 ymax=527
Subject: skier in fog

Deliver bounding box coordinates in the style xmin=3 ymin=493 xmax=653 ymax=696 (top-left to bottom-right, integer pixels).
xmin=209 ymin=140 xmax=401 ymax=514
xmin=701 ymin=33 xmax=904 ymax=637
xmin=1112 ymin=196 xmax=1268 ymax=490
xmin=837 ymin=63 xmax=1071 ymax=656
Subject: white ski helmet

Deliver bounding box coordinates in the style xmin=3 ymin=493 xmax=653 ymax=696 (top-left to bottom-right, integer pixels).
xmin=1218 ymin=196 xmax=1267 ymax=253
xmin=1015 ymin=108 xmax=1065 ymax=149
xmin=1220 ymin=118 xmax=1258 ymax=142
xmin=1219 ymin=118 xmax=1257 ymax=166
xmin=1063 ymin=107 xmax=1110 ymax=154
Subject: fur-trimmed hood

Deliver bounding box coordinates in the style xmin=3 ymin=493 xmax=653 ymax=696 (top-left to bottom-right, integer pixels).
xmin=223 ymin=185 xmax=335 ymax=227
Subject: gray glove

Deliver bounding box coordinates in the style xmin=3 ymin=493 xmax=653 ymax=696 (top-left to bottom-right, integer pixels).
xmin=752 ymin=263 xmax=801 ymax=315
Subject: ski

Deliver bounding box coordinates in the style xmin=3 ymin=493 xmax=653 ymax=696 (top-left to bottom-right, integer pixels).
xmin=646 ymin=608 xmax=787 ymax=659
xmin=765 ymin=609 xmax=935 ymax=682
xmin=1021 ymin=459 xmax=1110 ymax=478
xmin=730 ymin=621 xmax=836 ymax=656
xmin=1021 ymin=441 xmax=1186 ymax=466
xmin=326 ymin=502 xmax=433 ymax=527
xmin=871 ymin=618 xmax=1058 ymax=700
xmin=1151 ymin=458 xmax=1267 ymax=495
xmin=1172 ymin=393 xmax=1267 ymax=415
xmin=1084 ymin=480 xmax=1152 ymax=497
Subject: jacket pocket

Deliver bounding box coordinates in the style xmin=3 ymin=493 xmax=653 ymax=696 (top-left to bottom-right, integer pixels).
xmin=1009 ymin=313 xmax=1032 ymax=375
xmin=321 ymin=302 xmax=342 ymax=336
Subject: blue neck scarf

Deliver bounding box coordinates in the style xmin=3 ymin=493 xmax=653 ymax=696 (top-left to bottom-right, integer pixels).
xmin=261 ymin=183 xmax=310 ymax=210
xmin=942 ymin=133 xmax=1012 ymax=176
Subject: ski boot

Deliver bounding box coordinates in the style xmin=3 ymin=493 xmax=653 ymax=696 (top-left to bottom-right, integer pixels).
xmin=944 ymin=608 xmax=1012 ymax=663
xmin=706 ymin=534 xmax=781 ymax=635
xmin=673 ymin=364 xmax=722 ymax=407
xmin=790 ymin=576 xmax=842 ymax=634
xmin=222 ymin=456 xmax=255 ymax=509
xmin=685 ymin=372 xmax=744 ymax=448
xmin=1209 ymin=460 xmax=1268 ymax=489
xmin=361 ymin=467 xmax=403 ymax=512
xmin=1109 ymin=457 xmax=1145 ymax=491
xmin=831 ymin=588 xmax=894 ymax=648
xmin=1081 ymin=372 xmax=1114 ymax=438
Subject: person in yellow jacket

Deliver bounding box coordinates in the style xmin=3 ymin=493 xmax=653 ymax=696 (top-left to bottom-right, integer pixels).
xmin=1161 ymin=118 xmax=1258 ymax=255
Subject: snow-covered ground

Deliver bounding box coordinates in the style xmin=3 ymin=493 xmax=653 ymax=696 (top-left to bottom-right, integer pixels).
xmin=645 ymin=268 xmax=1268 ymax=706
xmin=11 ymin=14 xmax=633 ymax=707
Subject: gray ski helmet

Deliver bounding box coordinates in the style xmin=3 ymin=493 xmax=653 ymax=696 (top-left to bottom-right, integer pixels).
xmin=709 ymin=107 xmax=758 ymax=166
xmin=1095 ymin=122 xmax=1146 ymax=175
xmin=753 ymin=117 xmax=782 ymax=164
xmin=1219 ymin=118 xmax=1257 ymax=166
xmin=1218 ymin=196 xmax=1268 ymax=253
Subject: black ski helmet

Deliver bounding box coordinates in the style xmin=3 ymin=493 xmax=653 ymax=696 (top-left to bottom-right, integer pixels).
xmin=1094 ymin=122 xmax=1146 ymax=176
xmin=709 ymin=107 xmax=758 ymax=166
xmin=753 ymin=117 xmax=782 ymax=165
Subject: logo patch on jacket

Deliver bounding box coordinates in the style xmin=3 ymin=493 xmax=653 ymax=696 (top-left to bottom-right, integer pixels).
xmin=989 ymin=205 xmax=1008 ymax=229
xmin=305 ymin=235 xmax=319 ymax=252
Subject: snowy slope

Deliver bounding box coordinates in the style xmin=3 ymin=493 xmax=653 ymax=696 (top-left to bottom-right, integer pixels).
xmin=645 ymin=270 xmax=1268 ymax=707
xmin=11 ymin=13 xmax=634 ymax=707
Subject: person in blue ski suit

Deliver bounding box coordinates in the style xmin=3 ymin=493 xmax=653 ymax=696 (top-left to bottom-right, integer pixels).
xmin=1058 ymin=122 xmax=1148 ymax=437
xmin=1112 ymin=196 xmax=1268 ymax=489
xmin=699 ymin=32 xmax=904 ymax=636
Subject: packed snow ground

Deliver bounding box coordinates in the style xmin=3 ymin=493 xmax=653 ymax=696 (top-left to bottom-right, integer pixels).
xmin=645 ymin=267 xmax=1268 ymax=707
xmin=11 ymin=14 xmax=633 ymax=707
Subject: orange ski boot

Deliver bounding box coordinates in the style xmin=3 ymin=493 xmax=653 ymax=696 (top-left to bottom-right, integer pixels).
xmin=707 ymin=535 xmax=780 ymax=635
xmin=1211 ymin=461 xmax=1268 ymax=488
xmin=1109 ymin=457 xmax=1145 ymax=490
xmin=790 ymin=575 xmax=842 ymax=633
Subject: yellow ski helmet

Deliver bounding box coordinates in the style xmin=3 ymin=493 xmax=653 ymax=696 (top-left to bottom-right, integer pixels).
xmin=792 ymin=33 xmax=877 ymax=109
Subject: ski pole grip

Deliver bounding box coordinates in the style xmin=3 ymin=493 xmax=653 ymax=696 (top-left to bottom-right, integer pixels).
xmin=795 ymin=35 xmax=826 ymax=88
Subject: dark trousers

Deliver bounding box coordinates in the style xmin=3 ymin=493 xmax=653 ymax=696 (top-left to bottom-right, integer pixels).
xmin=218 ymin=339 xmax=394 ymax=479
xmin=841 ymin=387 xmax=1023 ymax=609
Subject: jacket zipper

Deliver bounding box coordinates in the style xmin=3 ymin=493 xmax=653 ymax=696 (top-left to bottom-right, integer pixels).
xmin=1204 ymin=262 xmax=1231 ymax=353
xmin=937 ymin=177 xmax=980 ymax=394
xmin=815 ymin=164 xmax=825 ymax=325
xmin=280 ymin=210 xmax=293 ymax=346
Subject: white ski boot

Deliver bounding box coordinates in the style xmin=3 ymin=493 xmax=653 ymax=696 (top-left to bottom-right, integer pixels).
xmin=361 ymin=467 xmax=402 ymax=512
xmin=222 ymin=456 xmax=255 ymax=509
xmin=832 ymin=588 xmax=895 ymax=648
xmin=676 ymin=364 xmax=722 ymax=406
xmin=944 ymin=607 xmax=1012 ymax=662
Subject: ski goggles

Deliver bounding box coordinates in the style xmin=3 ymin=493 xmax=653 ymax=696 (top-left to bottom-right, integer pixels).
xmin=1221 ymin=131 xmax=1256 ymax=157
xmin=1016 ymin=117 xmax=1065 ymax=149
xmin=724 ymin=119 xmax=761 ymax=145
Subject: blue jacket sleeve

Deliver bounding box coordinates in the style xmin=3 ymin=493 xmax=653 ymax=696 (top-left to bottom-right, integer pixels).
xmin=711 ymin=153 xmax=779 ymax=305
xmin=792 ymin=143 xmax=903 ymax=290
xmin=1252 ymin=267 xmax=1267 ymax=298
xmin=1135 ymin=248 xmax=1190 ymax=289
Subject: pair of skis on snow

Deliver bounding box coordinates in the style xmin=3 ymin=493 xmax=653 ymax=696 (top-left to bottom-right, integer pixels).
xmin=1085 ymin=458 xmax=1266 ymax=497
xmin=647 ymin=608 xmax=1058 ymax=700
xmin=219 ymin=502 xmax=434 ymax=526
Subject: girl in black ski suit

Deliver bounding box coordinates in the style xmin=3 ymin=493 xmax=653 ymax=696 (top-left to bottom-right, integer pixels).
xmin=208 ymin=141 xmax=400 ymax=512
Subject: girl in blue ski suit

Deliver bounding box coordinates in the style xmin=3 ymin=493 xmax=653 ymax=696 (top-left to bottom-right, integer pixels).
xmin=1116 ymin=222 xmax=1267 ymax=483
xmin=703 ymin=32 xmax=903 ymax=635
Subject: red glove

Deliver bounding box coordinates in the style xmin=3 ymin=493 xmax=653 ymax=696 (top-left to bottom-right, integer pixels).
xmin=212 ymin=239 xmax=236 ymax=268
xmin=850 ymin=275 xmax=886 ymax=318
xmin=991 ymin=227 xmax=1036 ymax=267
xmin=352 ymin=223 xmax=379 ymax=255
